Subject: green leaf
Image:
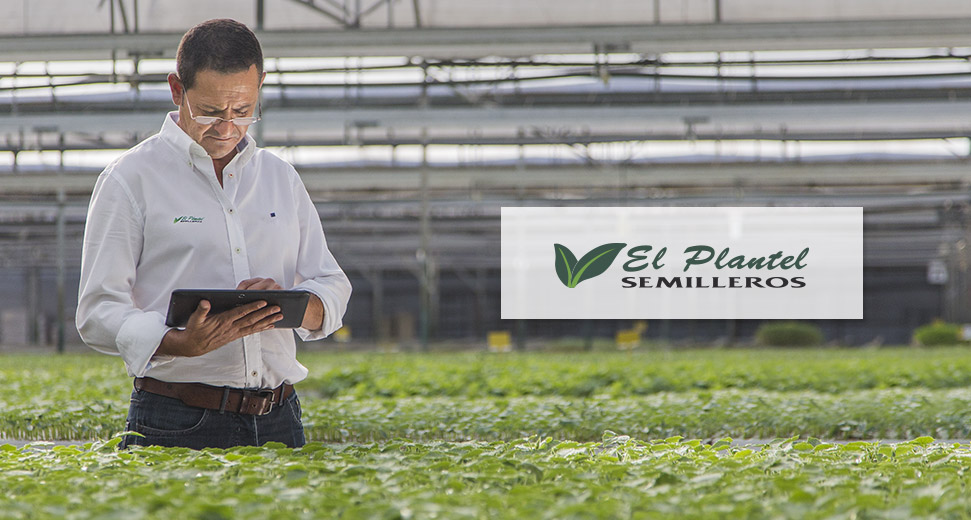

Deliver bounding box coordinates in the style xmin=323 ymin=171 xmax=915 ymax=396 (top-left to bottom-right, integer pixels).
xmin=569 ymin=243 xmax=627 ymax=287
xmin=910 ymin=436 xmax=935 ymax=446
xmin=553 ymin=244 xmax=578 ymax=287
xmin=653 ymin=471 xmax=682 ymax=485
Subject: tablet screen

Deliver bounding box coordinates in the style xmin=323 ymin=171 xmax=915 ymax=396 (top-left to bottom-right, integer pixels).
xmin=165 ymin=289 xmax=311 ymax=329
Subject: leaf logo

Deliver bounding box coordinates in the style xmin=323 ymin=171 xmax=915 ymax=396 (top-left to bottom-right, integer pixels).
xmin=554 ymin=243 xmax=627 ymax=288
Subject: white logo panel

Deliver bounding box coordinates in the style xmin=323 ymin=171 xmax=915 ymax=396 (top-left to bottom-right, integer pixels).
xmin=501 ymin=207 xmax=863 ymax=319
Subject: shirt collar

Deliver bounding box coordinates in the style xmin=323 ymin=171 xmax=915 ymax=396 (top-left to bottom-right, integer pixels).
xmin=159 ymin=111 xmax=256 ymax=169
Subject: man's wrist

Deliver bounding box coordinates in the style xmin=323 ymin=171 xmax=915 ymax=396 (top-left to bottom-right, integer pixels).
xmin=157 ymin=328 xmax=185 ymax=357
xmin=301 ymin=293 xmax=324 ymax=330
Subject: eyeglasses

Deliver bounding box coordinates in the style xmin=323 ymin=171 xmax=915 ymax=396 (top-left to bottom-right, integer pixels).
xmin=182 ymin=89 xmax=262 ymax=126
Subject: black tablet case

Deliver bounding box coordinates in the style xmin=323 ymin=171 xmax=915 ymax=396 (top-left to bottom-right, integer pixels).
xmin=165 ymin=289 xmax=311 ymax=329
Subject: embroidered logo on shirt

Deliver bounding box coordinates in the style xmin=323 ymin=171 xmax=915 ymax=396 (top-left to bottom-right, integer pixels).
xmin=173 ymin=216 xmax=205 ymax=224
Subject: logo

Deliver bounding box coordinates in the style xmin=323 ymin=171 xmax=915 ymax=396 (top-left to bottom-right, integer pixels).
xmin=555 ymin=242 xmax=810 ymax=289
xmin=173 ymin=216 xmax=205 ymax=224
xmin=554 ymin=243 xmax=627 ymax=288
xmin=502 ymin=207 xmax=862 ymax=319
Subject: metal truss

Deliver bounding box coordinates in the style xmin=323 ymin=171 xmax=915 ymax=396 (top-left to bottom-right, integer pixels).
xmin=286 ymin=0 xmax=416 ymax=29
xmin=4 ymin=18 xmax=971 ymax=61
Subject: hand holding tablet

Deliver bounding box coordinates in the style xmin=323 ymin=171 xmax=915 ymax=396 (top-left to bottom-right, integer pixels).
xmin=165 ymin=289 xmax=311 ymax=329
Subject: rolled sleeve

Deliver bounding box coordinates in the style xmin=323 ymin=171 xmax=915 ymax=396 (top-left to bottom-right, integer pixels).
xmin=290 ymin=168 xmax=352 ymax=341
xmin=115 ymin=311 xmax=177 ymax=376
xmin=293 ymin=278 xmax=351 ymax=340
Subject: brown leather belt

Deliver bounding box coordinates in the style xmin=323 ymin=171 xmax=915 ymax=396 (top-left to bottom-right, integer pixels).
xmin=134 ymin=377 xmax=294 ymax=416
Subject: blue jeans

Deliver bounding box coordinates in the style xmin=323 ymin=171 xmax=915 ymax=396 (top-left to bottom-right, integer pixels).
xmin=118 ymin=384 xmax=306 ymax=450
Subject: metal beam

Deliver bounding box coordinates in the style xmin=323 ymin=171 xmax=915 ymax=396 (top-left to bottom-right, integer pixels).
xmin=6 ymin=160 xmax=971 ymax=197
xmin=2 ymin=18 xmax=971 ymax=61
xmin=4 ymin=130 xmax=971 ymax=153
xmin=0 ymin=195 xmax=961 ymax=270
xmin=298 ymin=162 xmax=971 ymax=192
xmin=2 ymin=100 xmax=970 ymax=138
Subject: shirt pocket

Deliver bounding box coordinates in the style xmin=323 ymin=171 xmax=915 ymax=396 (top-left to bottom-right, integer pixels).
xmin=245 ymin=207 xmax=299 ymax=283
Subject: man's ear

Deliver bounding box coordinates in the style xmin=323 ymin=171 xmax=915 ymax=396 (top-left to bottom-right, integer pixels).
xmin=167 ymin=73 xmax=183 ymax=106
xmin=260 ymin=71 xmax=266 ymax=88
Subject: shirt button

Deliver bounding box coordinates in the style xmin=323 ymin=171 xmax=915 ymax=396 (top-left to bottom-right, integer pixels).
xmin=228 ymin=208 xmax=234 ymax=214
xmin=229 ymin=174 xmax=234 ymax=178
xmin=251 ymin=371 xmax=258 ymax=377
xmin=235 ymin=248 xmax=241 ymax=254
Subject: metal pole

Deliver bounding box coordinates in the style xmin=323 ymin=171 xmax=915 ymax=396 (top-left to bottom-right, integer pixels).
xmin=116 ymin=0 xmax=130 ymax=33
xmin=962 ymin=222 xmax=971 ymax=323
xmin=514 ymin=133 xmax=526 ymax=350
xmin=474 ymin=268 xmax=485 ymax=339
xmin=13 ymin=127 xmax=24 ymax=173
xmin=412 ymin=0 xmax=422 ymax=27
xmin=11 ymin=62 xmax=18 ymax=118
xmin=583 ymin=320 xmax=593 ymax=351
xmin=515 ymin=318 xmax=526 ymax=351
xmin=418 ymin=128 xmax=430 ymax=351
xmin=56 ymin=188 xmax=66 ymax=353
xmin=428 ymin=257 xmax=438 ymax=339
xmin=26 ymin=266 xmax=39 ymax=345
xmin=370 ymin=270 xmax=385 ymax=343
xmin=256 ymin=0 xmax=265 ymax=31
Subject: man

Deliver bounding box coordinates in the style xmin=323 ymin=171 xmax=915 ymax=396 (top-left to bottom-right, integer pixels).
xmin=76 ymin=19 xmax=351 ymax=450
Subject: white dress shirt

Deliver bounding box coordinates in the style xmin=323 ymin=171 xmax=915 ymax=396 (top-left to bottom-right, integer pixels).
xmin=77 ymin=111 xmax=351 ymax=389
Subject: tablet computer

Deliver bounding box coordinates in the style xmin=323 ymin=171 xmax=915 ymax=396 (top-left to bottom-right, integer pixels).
xmin=165 ymin=289 xmax=311 ymax=329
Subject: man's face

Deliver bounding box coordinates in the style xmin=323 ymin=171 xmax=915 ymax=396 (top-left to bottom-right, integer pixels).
xmin=170 ymin=65 xmax=262 ymax=160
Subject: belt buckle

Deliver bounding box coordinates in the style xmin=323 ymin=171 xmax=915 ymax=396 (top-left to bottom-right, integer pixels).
xmin=240 ymin=389 xmax=275 ymax=415
xmin=257 ymin=389 xmax=275 ymax=415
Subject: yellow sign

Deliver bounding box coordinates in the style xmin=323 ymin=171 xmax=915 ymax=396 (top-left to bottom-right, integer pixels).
xmin=616 ymin=330 xmax=640 ymax=350
xmin=333 ymin=326 xmax=351 ymax=343
xmin=488 ymin=331 xmax=512 ymax=352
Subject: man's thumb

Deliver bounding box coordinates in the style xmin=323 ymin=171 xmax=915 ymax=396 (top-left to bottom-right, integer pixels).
xmin=190 ymin=300 xmax=211 ymax=324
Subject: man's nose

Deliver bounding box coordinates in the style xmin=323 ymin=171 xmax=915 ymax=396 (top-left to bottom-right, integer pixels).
xmin=213 ymin=119 xmax=236 ymax=135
